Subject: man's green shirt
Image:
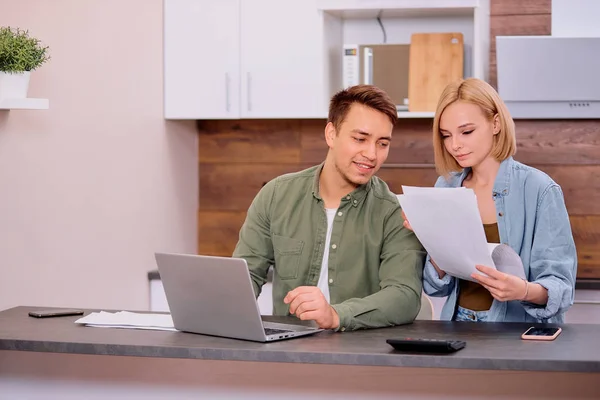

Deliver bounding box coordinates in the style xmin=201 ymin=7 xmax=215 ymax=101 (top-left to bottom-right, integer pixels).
xmin=233 ymin=163 xmax=426 ymax=331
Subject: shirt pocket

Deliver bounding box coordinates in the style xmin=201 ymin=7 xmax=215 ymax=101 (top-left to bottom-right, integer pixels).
xmin=272 ymin=234 xmax=304 ymax=280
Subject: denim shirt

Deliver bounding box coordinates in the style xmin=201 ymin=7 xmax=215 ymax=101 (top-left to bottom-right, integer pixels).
xmin=423 ymin=157 xmax=577 ymax=323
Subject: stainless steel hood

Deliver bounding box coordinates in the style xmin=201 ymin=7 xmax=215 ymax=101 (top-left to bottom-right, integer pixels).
xmin=496 ymin=36 xmax=600 ymax=119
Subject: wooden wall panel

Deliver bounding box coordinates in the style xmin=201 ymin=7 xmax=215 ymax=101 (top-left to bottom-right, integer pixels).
xmin=376 ymin=167 xmax=438 ymax=193
xmin=571 ymin=216 xmax=600 ymax=279
xmin=536 ymin=166 xmax=600 ymax=216
xmin=299 ymin=119 xmax=600 ymax=168
xmin=491 ymin=0 xmax=551 ymax=16
xmin=490 ymin=14 xmax=551 ymax=53
xmin=199 ymin=163 xmax=306 ymax=211
xmin=514 ymin=121 xmax=600 ymax=165
xmin=489 ymin=14 xmax=551 ymax=87
xmin=197 ymin=120 xmax=303 ymax=164
xmin=197 ymin=211 xmax=247 ymax=257
xmin=196 ymin=0 xmax=600 ymax=280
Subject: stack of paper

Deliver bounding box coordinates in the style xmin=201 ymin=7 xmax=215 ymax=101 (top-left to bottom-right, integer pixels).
xmin=398 ymin=186 xmax=524 ymax=281
xmin=74 ymin=311 xmax=177 ymax=331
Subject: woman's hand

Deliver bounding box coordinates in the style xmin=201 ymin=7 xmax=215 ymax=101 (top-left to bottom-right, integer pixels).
xmin=472 ymin=265 xmax=549 ymax=305
xmin=401 ymin=210 xmax=412 ymax=231
xmin=471 ymin=265 xmax=528 ymax=302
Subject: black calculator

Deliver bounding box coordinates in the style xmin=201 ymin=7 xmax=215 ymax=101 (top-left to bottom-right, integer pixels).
xmin=386 ymin=338 xmax=466 ymax=354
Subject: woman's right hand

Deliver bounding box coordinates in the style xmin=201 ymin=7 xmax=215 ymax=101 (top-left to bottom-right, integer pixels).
xmin=401 ymin=210 xmax=413 ymax=231
xmin=430 ymin=259 xmax=446 ymax=279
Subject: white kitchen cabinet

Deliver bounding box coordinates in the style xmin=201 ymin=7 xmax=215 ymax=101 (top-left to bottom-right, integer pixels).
xmin=164 ymin=0 xmax=490 ymax=120
xmin=164 ymin=0 xmax=334 ymax=119
xmin=164 ymin=0 xmax=241 ymax=119
xmin=239 ymin=0 xmax=332 ymax=118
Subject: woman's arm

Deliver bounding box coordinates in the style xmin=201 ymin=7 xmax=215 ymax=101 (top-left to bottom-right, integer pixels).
xmin=523 ymin=184 xmax=577 ymax=319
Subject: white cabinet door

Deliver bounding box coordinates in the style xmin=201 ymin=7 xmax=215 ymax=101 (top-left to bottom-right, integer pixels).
xmin=240 ymin=0 xmax=329 ymax=118
xmin=164 ymin=0 xmax=241 ymax=119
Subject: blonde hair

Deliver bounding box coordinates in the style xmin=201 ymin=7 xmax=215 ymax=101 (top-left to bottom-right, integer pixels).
xmin=432 ymin=78 xmax=517 ymax=177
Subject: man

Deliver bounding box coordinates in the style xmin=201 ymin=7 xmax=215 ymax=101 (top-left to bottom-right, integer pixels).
xmin=232 ymin=85 xmax=426 ymax=331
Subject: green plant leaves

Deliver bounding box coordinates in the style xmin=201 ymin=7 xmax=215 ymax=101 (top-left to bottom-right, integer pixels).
xmin=0 ymin=26 xmax=50 ymax=73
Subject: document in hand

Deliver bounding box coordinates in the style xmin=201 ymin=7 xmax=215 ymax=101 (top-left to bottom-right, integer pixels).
xmin=397 ymin=186 xmax=525 ymax=282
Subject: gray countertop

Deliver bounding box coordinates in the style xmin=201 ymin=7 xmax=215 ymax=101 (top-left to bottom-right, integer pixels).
xmin=1 ymin=306 xmax=599 ymax=373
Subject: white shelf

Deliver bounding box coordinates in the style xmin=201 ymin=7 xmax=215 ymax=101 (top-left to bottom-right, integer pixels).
xmin=397 ymin=111 xmax=435 ymax=118
xmin=0 ymin=98 xmax=49 ymax=110
xmin=321 ymin=0 xmax=490 ymax=87
xmin=319 ymin=0 xmax=480 ymax=18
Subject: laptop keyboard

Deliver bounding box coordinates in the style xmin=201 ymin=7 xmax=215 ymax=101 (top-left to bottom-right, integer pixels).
xmin=264 ymin=327 xmax=294 ymax=336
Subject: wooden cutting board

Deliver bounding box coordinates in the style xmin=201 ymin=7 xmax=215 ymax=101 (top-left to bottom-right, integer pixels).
xmin=408 ymin=33 xmax=464 ymax=112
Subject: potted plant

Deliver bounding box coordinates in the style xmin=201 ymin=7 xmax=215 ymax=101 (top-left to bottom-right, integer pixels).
xmin=0 ymin=26 xmax=50 ymax=99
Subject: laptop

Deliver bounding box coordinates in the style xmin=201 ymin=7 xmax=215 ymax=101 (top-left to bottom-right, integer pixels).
xmin=154 ymin=252 xmax=323 ymax=342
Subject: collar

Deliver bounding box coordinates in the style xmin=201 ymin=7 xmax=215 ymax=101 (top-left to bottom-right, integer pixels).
xmin=492 ymin=157 xmax=513 ymax=196
xmin=455 ymin=157 xmax=513 ymax=197
xmin=312 ymin=162 xmax=372 ymax=207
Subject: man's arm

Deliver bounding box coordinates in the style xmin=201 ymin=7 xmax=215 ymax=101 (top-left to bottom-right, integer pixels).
xmin=232 ymin=180 xmax=276 ymax=297
xmin=331 ymin=206 xmax=426 ymax=331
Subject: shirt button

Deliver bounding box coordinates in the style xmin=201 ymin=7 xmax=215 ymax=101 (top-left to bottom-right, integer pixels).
xmin=346 ymin=195 xmax=351 ymax=200
xmin=340 ymin=327 xmax=346 ymax=332
xmin=337 ymin=211 xmax=343 ymax=217
xmin=329 ymin=278 xmax=333 ymax=284
xmin=353 ymin=200 xmax=358 ymax=204
xmin=498 ymin=212 xmax=504 ymax=217
xmin=331 ymin=244 xmax=337 ymax=249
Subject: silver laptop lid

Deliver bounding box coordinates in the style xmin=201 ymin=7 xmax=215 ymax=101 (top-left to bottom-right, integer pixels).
xmin=154 ymin=253 xmax=268 ymax=342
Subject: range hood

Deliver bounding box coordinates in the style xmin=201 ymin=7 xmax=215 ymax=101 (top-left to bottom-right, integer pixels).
xmin=496 ymin=36 xmax=600 ymax=119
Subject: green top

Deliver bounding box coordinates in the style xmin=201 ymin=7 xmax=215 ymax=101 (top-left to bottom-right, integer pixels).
xmin=232 ymin=163 xmax=426 ymax=331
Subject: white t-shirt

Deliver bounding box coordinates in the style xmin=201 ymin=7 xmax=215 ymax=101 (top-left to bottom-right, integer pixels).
xmin=317 ymin=208 xmax=337 ymax=303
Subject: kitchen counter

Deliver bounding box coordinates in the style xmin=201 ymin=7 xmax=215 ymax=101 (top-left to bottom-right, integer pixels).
xmin=1 ymin=306 xmax=599 ymax=398
xmin=0 ymin=306 xmax=598 ymax=373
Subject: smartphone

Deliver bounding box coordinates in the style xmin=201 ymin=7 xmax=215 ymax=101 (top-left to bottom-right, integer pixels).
xmin=521 ymin=326 xmax=562 ymax=341
xmin=28 ymin=309 xmax=84 ymax=318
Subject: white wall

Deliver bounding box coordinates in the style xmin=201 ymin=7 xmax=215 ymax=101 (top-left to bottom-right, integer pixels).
xmin=552 ymin=0 xmax=600 ymax=37
xmin=0 ymin=0 xmax=198 ymax=311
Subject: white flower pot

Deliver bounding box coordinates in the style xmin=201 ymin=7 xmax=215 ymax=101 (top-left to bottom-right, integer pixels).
xmin=0 ymin=71 xmax=31 ymax=99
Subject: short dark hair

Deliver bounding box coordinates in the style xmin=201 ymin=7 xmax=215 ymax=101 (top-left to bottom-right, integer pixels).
xmin=327 ymin=84 xmax=398 ymax=131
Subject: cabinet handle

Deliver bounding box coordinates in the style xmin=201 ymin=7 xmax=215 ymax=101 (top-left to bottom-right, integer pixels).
xmin=225 ymin=73 xmax=230 ymax=112
xmin=247 ymin=72 xmax=252 ymax=112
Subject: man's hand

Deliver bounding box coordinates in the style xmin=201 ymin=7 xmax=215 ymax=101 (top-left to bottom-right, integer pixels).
xmin=284 ymin=286 xmax=340 ymax=330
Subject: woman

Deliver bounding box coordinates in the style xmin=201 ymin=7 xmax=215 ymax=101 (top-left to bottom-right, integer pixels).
xmin=404 ymin=78 xmax=577 ymax=323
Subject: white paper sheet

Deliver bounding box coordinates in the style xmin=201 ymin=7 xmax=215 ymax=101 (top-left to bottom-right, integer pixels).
xmin=74 ymin=311 xmax=177 ymax=331
xmin=489 ymin=243 xmax=526 ymax=279
xmin=398 ymin=186 xmax=525 ymax=281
